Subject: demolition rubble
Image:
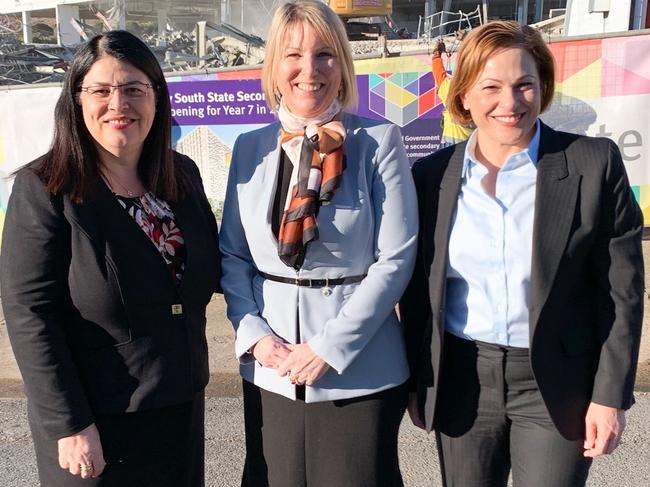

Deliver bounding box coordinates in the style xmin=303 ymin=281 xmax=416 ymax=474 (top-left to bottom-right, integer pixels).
xmin=0 ymin=20 xmax=269 ymax=85
xmin=0 ymin=22 xmax=429 ymax=86
xmin=0 ymin=8 xmax=561 ymax=86
xmin=0 ymin=0 xmax=569 ymax=89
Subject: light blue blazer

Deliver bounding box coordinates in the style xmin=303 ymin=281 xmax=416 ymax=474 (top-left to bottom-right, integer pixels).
xmin=219 ymin=113 xmax=418 ymax=402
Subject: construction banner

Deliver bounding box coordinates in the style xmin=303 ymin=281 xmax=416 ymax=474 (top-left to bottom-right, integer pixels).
xmin=1 ymin=31 xmax=650 ymax=240
xmin=546 ymin=35 xmax=650 ymax=220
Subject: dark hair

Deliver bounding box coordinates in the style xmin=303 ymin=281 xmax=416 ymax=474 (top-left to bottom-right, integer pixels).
xmin=35 ymin=30 xmax=186 ymax=203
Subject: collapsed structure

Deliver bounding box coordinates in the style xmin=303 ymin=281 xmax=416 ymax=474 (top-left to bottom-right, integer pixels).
xmin=0 ymin=0 xmax=648 ymax=85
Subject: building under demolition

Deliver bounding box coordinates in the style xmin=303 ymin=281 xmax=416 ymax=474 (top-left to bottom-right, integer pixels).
xmin=0 ymin=1 xmax=649 ymax=85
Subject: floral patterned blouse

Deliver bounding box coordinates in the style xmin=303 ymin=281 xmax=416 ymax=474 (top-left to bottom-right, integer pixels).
xmin=115 ymin=192 xmax=186 ymax=284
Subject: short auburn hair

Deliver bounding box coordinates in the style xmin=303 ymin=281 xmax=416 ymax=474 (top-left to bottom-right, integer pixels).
xmin=447 ymin=21 xmax=555 ymax=126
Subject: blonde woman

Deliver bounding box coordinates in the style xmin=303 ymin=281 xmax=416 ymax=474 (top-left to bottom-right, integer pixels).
xmin=219 ymin=1 xmax=417 ymax=485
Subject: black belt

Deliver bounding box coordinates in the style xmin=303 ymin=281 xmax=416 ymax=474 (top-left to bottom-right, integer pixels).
xmin=258 ymin=270 xmax=366 ymax=288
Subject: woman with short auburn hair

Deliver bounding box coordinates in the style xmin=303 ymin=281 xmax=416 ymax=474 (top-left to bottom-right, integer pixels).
xmin=401 ymin=20 xmax=643 ymax=487
xmin=220 ymin=1 xmax=417 ymax=485
xmin=447 ymin=21 xmax=555 ymax=126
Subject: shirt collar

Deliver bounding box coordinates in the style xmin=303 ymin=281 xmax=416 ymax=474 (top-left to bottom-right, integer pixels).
xmin=462 ymin=119 xmax=541 ymax=177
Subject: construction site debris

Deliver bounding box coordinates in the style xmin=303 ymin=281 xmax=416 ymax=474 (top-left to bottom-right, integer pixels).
xmin=0 ymin=7 xmax=556 ymax=87
xmin=0 ymin=24 xmax=70 ymax=85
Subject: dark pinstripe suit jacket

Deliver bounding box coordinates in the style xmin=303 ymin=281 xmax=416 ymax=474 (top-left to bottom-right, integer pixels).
xmin=400 ymin=122 xmax=644 ymax=440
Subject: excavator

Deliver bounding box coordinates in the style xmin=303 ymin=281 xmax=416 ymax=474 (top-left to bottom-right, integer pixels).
xmin=328 ymin=0 xmax=392 ymax=18
xmin=327 ymin=0 xmax=409 ymax=39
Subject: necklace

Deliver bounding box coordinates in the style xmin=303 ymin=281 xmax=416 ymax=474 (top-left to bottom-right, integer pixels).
xmin=101 ymin=168 xmax=141 ymax=198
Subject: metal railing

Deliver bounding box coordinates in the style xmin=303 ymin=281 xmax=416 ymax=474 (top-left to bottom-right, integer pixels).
xmin=417 ymin=5 xmax=483 ymax=40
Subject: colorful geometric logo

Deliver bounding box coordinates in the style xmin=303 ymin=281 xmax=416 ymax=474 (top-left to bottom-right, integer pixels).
xmin=368 ymin=72 xmax=437 ymax=127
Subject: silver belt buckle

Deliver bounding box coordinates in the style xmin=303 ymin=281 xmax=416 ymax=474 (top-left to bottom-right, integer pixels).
xmin=322 ymin=278 xmax=332 ymax=297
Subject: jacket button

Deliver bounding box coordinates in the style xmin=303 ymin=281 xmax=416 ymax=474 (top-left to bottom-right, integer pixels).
xmin=171 ymin=304 xmax=183 ymax=315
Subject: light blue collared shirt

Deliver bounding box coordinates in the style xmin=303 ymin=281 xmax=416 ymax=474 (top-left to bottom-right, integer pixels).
xmin=444 ymin=121 xmax=541 ymax=348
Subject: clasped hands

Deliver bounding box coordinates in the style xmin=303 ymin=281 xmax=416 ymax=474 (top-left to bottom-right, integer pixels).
xmin=250 ymin=335 xmax=329 ymax=386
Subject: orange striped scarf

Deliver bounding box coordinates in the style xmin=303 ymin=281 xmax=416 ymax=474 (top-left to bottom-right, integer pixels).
xmin=277 ymin=109 xmax=346 ymax=268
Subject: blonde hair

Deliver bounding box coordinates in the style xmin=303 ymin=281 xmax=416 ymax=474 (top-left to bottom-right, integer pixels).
xmin=447 ymin=21 xmax=555 ymax=126
xmin=262 ymin=0 xmax=357 ymax=111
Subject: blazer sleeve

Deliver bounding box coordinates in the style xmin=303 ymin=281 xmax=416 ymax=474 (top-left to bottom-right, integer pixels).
xmin=588 ymin=140 xmax=644 ymax=410
xmin=219 ymin=136 xmax=275 ymax=361
xmin=307 ymin=124 xmax=419 ymax=374
xmin=0 ymin=169 xmax=94 ymax=439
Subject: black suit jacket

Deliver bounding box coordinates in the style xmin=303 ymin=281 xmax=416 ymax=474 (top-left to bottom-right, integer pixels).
xmin=400 ymin=123 xmax=644 ymax=440
xmin=0 ymin=153 xmax=221 ymax=440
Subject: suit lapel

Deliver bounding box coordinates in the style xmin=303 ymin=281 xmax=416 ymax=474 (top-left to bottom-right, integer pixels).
xmin=68 ymin=180 xmax=177 ymax=289
xmin=421 ymin=144 xmax=464 ymax=423
xmin=262 ymin=126 xmax=283 ymax=244
xmin=529 ymin=124 xmax=580 ymax=339
xmin=428 ymin=144 xmax=465 ymax=317
xmin=63 ymin=181 xmax=109 ymax=249
xmin=170 ymin=194 xmax=199 ymax=295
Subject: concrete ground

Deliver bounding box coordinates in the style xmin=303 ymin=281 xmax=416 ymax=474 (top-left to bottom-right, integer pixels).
xmin=0 ymin=395 xmax=649 ymax=486
xmin=0 ymin=243 xmax=648 ymax=486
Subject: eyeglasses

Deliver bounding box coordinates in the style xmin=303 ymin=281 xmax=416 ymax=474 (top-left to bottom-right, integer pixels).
xmin=78 ymin=82 xmax=154 ymax=101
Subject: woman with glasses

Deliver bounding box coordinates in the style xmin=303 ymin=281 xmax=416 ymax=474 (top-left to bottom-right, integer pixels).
xmin=1 ymin=30 xmax=220 ymax=486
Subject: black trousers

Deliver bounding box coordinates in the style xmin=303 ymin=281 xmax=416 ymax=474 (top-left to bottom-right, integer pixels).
xmin=435 ymin=333 xmax=592 ymax=487
xmin=29 ymin=391 xmax=205 ymax=487
xmin=242 ymin=380 xmax=407 ymax=487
